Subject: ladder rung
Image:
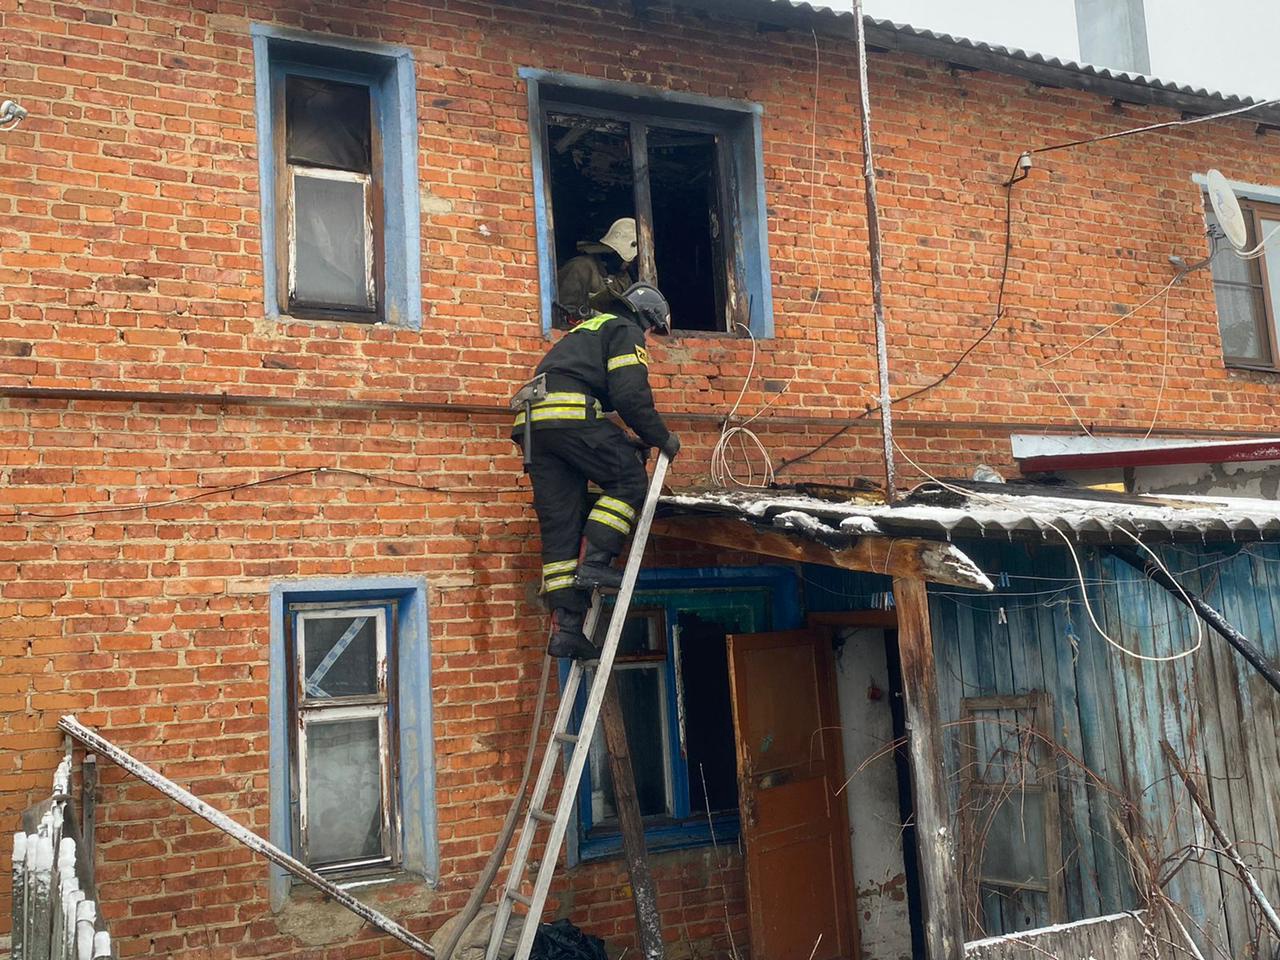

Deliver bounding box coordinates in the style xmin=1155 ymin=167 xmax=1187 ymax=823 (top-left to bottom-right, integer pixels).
xmin=507 ymin=890 xmax=533 ymax=908
xmin=529 ymin=807 xmax=555 ymax=824
xmin=554 ymin=732 xmax=578 ymax=745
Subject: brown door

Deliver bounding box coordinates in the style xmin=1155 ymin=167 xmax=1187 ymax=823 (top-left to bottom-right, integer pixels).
xmin=726 ymin=629 xmax=859 ymax=960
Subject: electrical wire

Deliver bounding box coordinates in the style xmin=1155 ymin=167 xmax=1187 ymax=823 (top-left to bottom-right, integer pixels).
xmin=3 ymin=466 xmax=526 ymax=521
xmin=892 ymin=438 xmax=1207 ymax=663
xmin=778 ymin=98 xmax=1280 ymax=478
xmin=1031 ymin=98 xmax=1280 ymax=156
xmin=711 ymin=322 xmax=777 ymax=488
xmin=775 ymin=160 xmax=1024 ymax=476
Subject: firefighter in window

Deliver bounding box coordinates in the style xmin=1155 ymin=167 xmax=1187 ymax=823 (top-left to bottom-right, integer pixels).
xmin=554 ymin=217 xmax=638 ymax=327
xmin=512 ymin=281 xmax=681 ymax=659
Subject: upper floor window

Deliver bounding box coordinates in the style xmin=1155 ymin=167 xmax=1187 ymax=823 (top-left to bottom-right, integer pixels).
xmin=1207 ymin=196 xmax=1280 ymax=368
xmin=284 ymin=77 xmax=378 ymax=319
xmin=522 ymin=70 xmax=773 ymax=337
xmin=252 ymin=27 xmax=421 ymax=330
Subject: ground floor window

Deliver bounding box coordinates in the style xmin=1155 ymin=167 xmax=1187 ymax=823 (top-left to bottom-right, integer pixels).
xmin=572 ymin=568 xmax=799 ymax=860
xmin=267 ymin=578 xmax=437 ymax=909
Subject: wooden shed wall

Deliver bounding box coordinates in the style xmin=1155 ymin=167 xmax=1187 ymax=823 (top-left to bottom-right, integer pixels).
xmin=804 ymin=538 xmax=1280 ymax=954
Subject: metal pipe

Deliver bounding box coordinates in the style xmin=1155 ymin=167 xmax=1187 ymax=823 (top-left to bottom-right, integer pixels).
xmin=58 ymin=716 xmax=434 ymax=957
xmin=1106 ymin=544 xmax=1280 ymax=694
xmin=850 ymin=1 xmax=897 ymax=501
xmin=12 ymin=832 xmax=26 ymax=960
xmin=5 ymin=383 xmax=1275 ymax=439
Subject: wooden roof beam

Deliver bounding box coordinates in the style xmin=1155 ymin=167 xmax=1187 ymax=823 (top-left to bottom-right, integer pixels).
xmin=649 ymin=516 xmax=993 ymax=590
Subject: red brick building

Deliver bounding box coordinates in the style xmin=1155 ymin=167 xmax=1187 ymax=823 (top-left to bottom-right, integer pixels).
xmin=5 ymin=1 xmax=1280 ymax=958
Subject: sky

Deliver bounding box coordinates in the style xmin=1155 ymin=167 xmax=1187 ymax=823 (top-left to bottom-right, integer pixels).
xmin=814 ymin=0 xmax=1280 ymax=99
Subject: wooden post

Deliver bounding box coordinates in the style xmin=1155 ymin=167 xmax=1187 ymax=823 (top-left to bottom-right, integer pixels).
xmin=892 ymin=576 xmax=964 ymax=960
xmin=12 ymin=832 xmax=27 ymax=960
xmin=81 ymin=755 xmax=96 ymax=896
xmin=600 ymin=683 xmax=664 ymax=960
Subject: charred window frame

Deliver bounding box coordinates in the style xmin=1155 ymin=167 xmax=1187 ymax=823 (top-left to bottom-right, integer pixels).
xmin=1206 ymin=195 xmax=1280 ymax=370
xmin=563 ymin=566 xmax=801 ymax=864
xmin=286 ymin=601 xmax=401 ymax=876
xmin=958 ymin=693 xmax=1065 ymax=937
xmin=522 ymin=69 xmax=773 ymax=338
xmin=251 ymin=26 xmax=421 ymax=330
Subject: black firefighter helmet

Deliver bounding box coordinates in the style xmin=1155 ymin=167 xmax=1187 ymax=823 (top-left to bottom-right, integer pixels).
xmin=614 ymin=281 xmax=671 ymax=336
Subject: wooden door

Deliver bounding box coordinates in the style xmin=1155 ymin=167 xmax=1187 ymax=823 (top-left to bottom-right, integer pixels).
xmin=726 ymin=629 xmax=859 ymax=960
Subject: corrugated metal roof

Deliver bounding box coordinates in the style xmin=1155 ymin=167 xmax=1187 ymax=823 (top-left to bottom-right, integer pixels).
xmin=660 ymin=481 xmax=1280 ymax=545
xmin=675 ymin=0 xmax=1280 ymax=120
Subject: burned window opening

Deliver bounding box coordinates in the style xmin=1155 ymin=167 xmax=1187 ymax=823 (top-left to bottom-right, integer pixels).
xmin=544 ymin=107 xmax=734 ymax=333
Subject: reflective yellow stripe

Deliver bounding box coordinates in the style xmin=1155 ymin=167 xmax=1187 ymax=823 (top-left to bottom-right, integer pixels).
xmin=595 ymin=496 xmax=636 ymax=521
xmin=607 ymin=353 xmax=643 ymax=372
xmin=588 ymin=508 xmax=632 ymax=535
xmin=513 ymin=394 xmax=602 ymax=427
xmin=544 ymin=574 xmax=577 ymax=592
xmin=570 ymin=313 xmax=616 ymax=333
xmin=543 ymin=559 xmax=579 ymax=576
xmin=541 ymin=392 xmax=590 ymax=405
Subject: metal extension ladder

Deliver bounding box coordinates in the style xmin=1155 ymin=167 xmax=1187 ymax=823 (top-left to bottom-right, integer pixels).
xmin=485 ymin=451 xmax=670 ymax=960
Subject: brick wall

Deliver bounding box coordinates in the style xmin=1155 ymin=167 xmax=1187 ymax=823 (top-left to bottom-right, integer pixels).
xmin=1 ymin=0 xmax=1277 ymax=956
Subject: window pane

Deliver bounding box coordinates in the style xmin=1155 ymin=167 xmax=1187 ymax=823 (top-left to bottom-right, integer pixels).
xmin=286 ymin=75 xmax=371 ymax=173
xmin=305 ymin=716 xmax=385 ymax=864
xmin=302 ymin=614 xmax=377 ymax=698
xmin=594 ymin=609 xmax=662 ymax=657
xmin=976 ymin=790 xmax=1049 ymax=888
xmin=1260 ymin=218 xmax=1280 ymax=350
xmin=292 ymin=172 xmax=371 ymax=309
xmin=1207 ymin=207 xmax=1255 ymax=284
xmin=648 ymin=127 xmax=724 ymax=331
xmin=587 ymin=665 xmax=670 ymax=823
xmin=545 ymin=113 xmax=636 ymax=325
xmin=1214 ymin=282 xmax=1268 ymax=361
xmin=677 ymin=610 xmax=738 ymax=814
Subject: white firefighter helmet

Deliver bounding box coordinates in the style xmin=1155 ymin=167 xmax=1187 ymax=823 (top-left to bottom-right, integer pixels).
xmin=599 ymin=217 xmax=638 ymax=264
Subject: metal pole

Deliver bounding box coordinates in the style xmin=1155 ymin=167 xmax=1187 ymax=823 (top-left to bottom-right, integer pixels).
xmin=1107 ymin=544 xmax=1280 ymax=694
xmin=12 ymin=832 xmax=27 ymax=960
xmin=851 ymin=0 xmax=897 ymax=502
xmin=1161 ymin=740 xmax=1280 ymax=939
xmin=58 ymin=715 xmax=434 ymax=957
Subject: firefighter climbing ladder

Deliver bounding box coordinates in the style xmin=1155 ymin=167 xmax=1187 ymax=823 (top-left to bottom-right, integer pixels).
xmin=485 ymin=451 xmax=671 ymax=960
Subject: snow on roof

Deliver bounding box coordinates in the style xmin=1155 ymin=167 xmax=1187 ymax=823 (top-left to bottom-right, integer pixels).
xmin=661 ymin=482 xmax=1280 ymax=544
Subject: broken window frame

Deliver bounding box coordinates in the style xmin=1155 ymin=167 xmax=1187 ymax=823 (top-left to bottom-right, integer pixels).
xmin=286 ymin=601 xmax=402 ymax=877
xmin=958 ymin=692 xmax=1065 ymax=937
xmin=584 ymin=608 xmax=676 ymax=825
xmin=566 ymin=571 xmax=797 ymax=863
xmin=523 ymin=69 xmax=773 ymax=339
xmin=1209 ymin=197 xmax=1280 ymax=370
xmin=539 ymin=104 xmax=741 ymax=334
xmin=272 ymin=65 xmax=385 ymax=324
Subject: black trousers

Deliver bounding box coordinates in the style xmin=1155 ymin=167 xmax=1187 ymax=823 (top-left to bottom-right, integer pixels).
xmin=527 ymin=421 xmax=649 ymax=613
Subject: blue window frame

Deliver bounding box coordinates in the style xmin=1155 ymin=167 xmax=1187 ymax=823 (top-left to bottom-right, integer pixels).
xmin=521 ymin=68 xmax=773 ymax=338
xmin=268 ymin=578 xmax=437 ymax=908
xmin=251 ymin=25 xmax=421 ymax=329
xmin=566 ymin=566 xmax=800 ymax=862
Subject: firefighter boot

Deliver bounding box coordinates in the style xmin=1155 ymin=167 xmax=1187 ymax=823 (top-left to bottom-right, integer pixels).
xmin=547 ymin=607 xmax=597 ymax=660
xmin=574 ymin=545 xmax=623 ymax=591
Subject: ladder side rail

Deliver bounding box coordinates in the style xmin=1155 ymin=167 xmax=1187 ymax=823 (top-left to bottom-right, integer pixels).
xmin=486 ymin=588 xmax=607 ymax=959
xmin=485 ymin=659 xmax=586 ymax=958
xmin=509 ymin=453 xmax=669 ymax=960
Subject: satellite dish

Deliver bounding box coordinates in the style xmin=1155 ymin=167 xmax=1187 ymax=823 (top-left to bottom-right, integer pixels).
xmin=1207 ymin=168 xmax=1248 ymax=251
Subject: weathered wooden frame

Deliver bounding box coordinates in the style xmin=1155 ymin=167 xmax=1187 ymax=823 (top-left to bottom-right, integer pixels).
xmin=957 ymin=692 xmax=1066 ymax=936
